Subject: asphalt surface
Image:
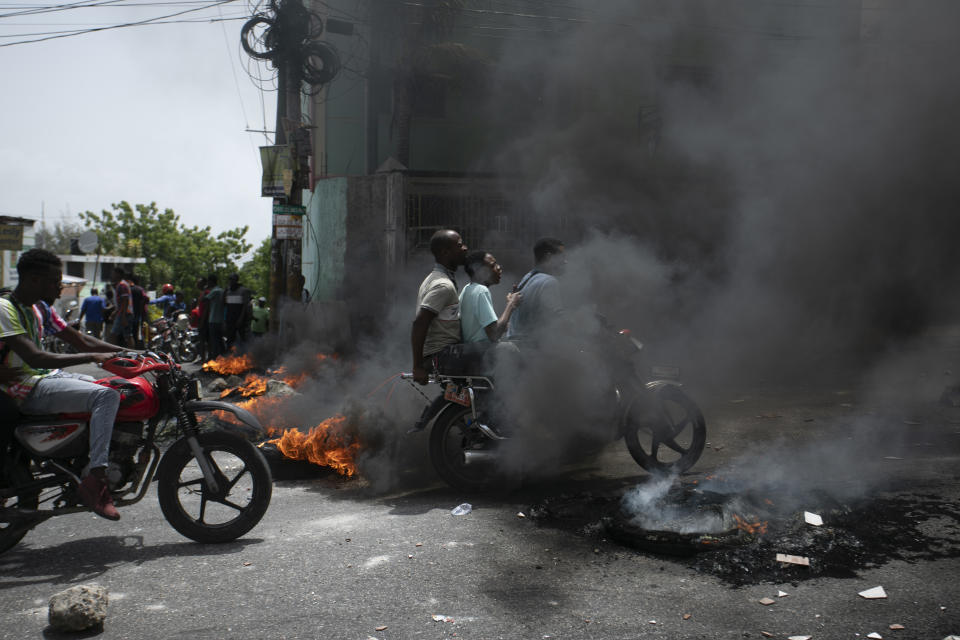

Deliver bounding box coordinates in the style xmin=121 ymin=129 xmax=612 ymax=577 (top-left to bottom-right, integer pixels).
xmin=2 ymin=350 xmax=960 ymax=639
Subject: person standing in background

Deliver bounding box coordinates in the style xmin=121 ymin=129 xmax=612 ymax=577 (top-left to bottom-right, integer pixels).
xmin=250 ymin=296 xmax=270 ymax=338
xmin=78 ymin=288 xmax=105 ymax=340
xmin=204 ymin=274 xmax=225 ymax=358
xmin=109 ymin=267 xmax=134 ymax=348
xmin=195 ymin=277 xmax=209 ymax=362
xmin=223 ymin=274 xmax=252 ymax=348
xmin=130 ymin=275 xmax=147 ymax=349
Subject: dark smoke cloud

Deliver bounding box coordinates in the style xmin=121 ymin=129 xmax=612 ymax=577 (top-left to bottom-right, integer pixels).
xmin=250 ymin=1 xmax=960 ymax=490
xmin=476 ymin=0 xmax=960 ymax=382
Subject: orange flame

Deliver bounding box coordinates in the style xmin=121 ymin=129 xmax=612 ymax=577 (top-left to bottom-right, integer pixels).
xmin=203 ymin=353 xmax=255 ymax=375
xmin=264 ymin=414 xmax=360 ymax=476
xmin=732 ymin=514 xmax=768 ymax=535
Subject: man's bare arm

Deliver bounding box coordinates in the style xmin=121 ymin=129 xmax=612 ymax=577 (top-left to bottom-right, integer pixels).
xmin=411 ymin=308 xmax=437 ymax=384
xmin=5 ymin=334 xmax=116 ymax=368
xmin=483 ymin=291 xmax=522 ymax=342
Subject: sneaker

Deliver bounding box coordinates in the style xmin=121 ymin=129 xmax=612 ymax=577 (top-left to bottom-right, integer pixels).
xmin=77 ymin=474 xmax=121 ymax=521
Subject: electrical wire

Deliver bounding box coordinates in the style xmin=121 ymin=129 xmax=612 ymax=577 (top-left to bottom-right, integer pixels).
xmin=0 ymin=13 xmax=245 ymax=37
xmin=0 ymin=0 xmax=238 ymax=46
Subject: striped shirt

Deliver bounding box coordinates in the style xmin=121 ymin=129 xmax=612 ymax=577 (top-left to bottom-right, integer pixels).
xmin=0 ymin=297 xmax=64 ymax=403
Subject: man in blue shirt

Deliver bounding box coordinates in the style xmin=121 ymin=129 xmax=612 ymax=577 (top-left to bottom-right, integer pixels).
xmin=460 ymin=251 xmax=521 ymax=343
xmin=78 ymin=288 xmax=105 ymax=339
xmin=505 ymin=237 xmax=565 ymax=343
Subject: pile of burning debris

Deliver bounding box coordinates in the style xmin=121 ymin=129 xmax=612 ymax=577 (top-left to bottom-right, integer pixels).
xmin=528 ymin=476 xmax=960 ymax=586
xmin=200 ymin=353 xmax=362 ymax=477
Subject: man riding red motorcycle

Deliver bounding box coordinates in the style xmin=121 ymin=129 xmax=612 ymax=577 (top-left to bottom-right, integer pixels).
xmin=1 ymin=248 xmax=126 ymax=520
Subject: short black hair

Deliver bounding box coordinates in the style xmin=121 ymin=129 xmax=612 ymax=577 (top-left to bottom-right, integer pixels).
xmin=17 ymin=248 xmax=61 ymax=277
xmin=464 ymin=250 xmax=490 ymax=279
xmin=429 ymin=230 xmax=459 ymax=259
xmin=91 ymin=288 xmax=99 ymax=295
xmin=534 ymin=237 xmax=564 ymax=264
xmin=207 ymin=273 xmax=218 ymax=286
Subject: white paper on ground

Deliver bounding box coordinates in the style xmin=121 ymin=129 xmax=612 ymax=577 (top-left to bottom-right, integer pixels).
xmin=858 ymin=586 xmax=887 ymax=599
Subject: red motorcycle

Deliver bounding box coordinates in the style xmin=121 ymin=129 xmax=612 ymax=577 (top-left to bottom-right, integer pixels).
xmin=0 ymin=351 xmax=272 ymax=553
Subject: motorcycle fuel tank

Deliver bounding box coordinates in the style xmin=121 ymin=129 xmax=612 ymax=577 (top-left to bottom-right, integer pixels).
xmin=96 ymin=376 xmax=160 ymax=421
xmin=15 ymin=419 xmax=87 ymax=457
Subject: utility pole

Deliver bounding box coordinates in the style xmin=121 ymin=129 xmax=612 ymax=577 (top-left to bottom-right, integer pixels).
xmin=271 ymin=0 xmax=307 ymax=312
xmin=242 ymin=0 xmax=339 ymax=317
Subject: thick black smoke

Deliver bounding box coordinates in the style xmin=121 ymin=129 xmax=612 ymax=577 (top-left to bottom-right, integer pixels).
xmin=475 ymin=0 xmax=960 ymax=382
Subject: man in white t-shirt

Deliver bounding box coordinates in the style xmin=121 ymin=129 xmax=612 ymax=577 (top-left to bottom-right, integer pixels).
xmin=411 ymin=229 xmax=468 ymax=384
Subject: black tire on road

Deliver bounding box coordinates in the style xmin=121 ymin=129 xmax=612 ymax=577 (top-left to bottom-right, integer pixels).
xmin=0 ymin=459 xmax=40 ymax=554
xmin=624 ymin=384 xmax=706 ymax=474
xmin=157 ymin=431 xmax=272 ymax=543
xmin=429 ymin=405 xmax=499 ymax=492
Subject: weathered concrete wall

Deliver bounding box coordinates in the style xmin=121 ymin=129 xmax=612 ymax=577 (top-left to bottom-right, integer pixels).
xmin=305 ymin=177 xmax=349 ymax=301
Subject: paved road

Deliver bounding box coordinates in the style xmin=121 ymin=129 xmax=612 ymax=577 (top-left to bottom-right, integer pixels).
xmin=2 ymin=352 xmax=959 ymax=639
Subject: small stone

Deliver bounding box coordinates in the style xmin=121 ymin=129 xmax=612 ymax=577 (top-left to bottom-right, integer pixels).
xmin=867 ymin=633 xmax=882 ymax=639
xmin=48 ymin=585 xmax=109 ymax=632
xmin=375 ymin=626 xmax=388 ymax=631
xmin=683 ymin=613 xmax=692 ymax=620
xmin=761 ymin=633 xmax=774 ymax=638
xmin=758 ymin=598 xmax=776 ymax=606
xmin=889 ymin=624 xmax=904 ymax=630
xmin=265 ymin=379 xmax=297 ymax=397
xmin=206 ymin=377 xmax=228 ymax=392
xmin=778 ymin=590 xmax=789 ymax=597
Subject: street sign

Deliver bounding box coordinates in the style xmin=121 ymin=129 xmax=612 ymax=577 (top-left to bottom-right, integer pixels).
xmin=0 ymin=224 xmax=24 ymax=251
xmin=275 ymin=224 xmax=303 ymax=239
xmin=272 ymin=204 xmax=306 ymax=216
xmin=273 ymin=214 xmax=302 ymax=226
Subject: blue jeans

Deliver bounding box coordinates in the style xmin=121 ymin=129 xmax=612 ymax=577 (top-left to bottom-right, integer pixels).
xmin=20 ymin=372 xmax=120 ymax=471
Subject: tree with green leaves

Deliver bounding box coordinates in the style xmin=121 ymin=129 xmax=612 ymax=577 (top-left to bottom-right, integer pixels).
xmin=34 ymin=220 xmax=86 ymax=254
xmin=79 ymin=201 xmax=253 ymax=294
xmin=238 ymin=237 xmax=271 ymax=298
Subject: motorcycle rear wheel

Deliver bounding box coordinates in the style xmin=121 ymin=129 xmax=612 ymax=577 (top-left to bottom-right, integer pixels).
xmin=623 ymin=384 xmax=706 ymax=474
xmin=0 ymin=459 xmax=40 ymax=554
xmin=157 ymin=431 xmax=272 ymax=543
xmin=429 ymin=406 xmax=498 ymax=492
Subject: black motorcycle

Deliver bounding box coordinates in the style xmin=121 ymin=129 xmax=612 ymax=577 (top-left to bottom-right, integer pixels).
xmin=403 ymin=329 xmax=707 ymax=491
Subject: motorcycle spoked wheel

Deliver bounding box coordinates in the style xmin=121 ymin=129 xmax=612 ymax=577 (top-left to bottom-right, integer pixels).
xmin=0 ymin=459 xmax=40 ymax=554
xmin=623 ymin=384 xmax=706 ymax=474
xmin=177 ymin=339 xmax=196 ymax=363
xmin=429 ymin=406 xmax=500 ymax=492
xmin=157 ymin=431 xmax=272 ymax=543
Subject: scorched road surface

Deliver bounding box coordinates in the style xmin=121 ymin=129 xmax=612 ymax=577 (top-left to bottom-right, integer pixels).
xmin=2 ymin=358 xmax=959 ymax=639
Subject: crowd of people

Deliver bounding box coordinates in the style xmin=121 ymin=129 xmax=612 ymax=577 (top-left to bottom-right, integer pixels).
xmin=73 ymin=270 xmax=272 ymax=360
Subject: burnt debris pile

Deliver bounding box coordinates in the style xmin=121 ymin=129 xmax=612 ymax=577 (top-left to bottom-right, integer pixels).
xmin=529 ymin=478 xmax=960 ymax=586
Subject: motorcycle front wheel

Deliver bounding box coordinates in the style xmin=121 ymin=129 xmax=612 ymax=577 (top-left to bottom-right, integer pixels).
xmin=157 ymin=431 xmax=272 ymax=543
xmin=0 ymin=459 xmax=40 ymax=554
xmin=623 ymin=384 xmax=706 ymax=474
xmin=429 ymin=406 xmax=499 ymax=492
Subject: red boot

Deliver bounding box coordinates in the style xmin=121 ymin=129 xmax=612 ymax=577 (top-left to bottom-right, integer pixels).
xmin=77 ymin=469 xmax=120 ymax=521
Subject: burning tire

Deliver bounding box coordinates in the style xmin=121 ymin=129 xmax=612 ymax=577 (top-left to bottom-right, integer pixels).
xmin=157 ymin=431 xmax=272 ymax=543
xmin=429 ymin=406 xmax=498 ymax=491
xmin=0 ymin=459 xmax=39 ymax=554
xmin=623 ymin=384 xmax=706 ymax=474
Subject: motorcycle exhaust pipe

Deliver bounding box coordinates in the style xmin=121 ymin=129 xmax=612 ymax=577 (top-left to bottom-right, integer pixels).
xmin=462 ymin=450 xmax=498 ymax=466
